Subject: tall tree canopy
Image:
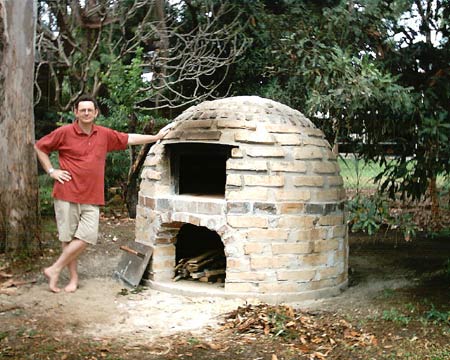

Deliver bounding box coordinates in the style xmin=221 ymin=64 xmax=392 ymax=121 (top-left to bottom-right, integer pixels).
xmin=33 ymin=0 xmax=450 ymax=218
xmin=226 ymin=0 xmax=450 ymax=205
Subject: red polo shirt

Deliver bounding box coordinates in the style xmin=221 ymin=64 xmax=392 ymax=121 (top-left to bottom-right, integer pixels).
xmin=35 ymin=122 xmax=129 ymax=205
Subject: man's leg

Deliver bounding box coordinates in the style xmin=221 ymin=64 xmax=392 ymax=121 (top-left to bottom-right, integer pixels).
xmin=62 ymin=242 xmax=80 ymax=293
xmin=44 ymin=239 xmax=87 ymax=293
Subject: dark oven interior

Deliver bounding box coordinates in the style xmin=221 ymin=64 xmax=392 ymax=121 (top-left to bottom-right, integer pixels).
xmin=168 ymin=143 xmax=234 ymax=196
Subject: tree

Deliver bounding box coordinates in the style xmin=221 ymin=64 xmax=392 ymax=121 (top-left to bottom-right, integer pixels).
xmin=35 ymin=0 xmax=248 ymax=217
xmin=228 ymin=1 xmax=449 ymax=221
xmin=0 ymin=0 xmax=39 ymax=251
xmin=35 ymin=0 xmax=247 ymax=111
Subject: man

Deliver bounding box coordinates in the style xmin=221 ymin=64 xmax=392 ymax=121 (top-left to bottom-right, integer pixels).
xmin=34 ymin=95 xmax=170 ymax=293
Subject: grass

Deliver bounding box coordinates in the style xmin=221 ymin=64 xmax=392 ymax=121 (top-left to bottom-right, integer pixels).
xmin=338 ymin=156 xmax=450 ymax=191
xmin=338 ymin=156 xmax=384 ymax=190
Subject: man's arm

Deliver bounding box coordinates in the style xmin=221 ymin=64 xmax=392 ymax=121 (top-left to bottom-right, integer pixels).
xmin=34 ymin=145 xmax=72 ymax=184
xmin=127 ymin=125 xmax=173 ymax=146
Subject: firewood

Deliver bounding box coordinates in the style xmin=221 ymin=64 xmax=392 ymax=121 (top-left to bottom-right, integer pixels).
xmin=204 ymin=269 xmax=225 ymax=277
xmin=186 ymin=250 xmax=221 ymax=264
xmin=190 ymin=271 xmax=206 ymax=279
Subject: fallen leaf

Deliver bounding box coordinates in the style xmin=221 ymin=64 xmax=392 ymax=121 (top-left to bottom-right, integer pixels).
xmin=207 ymin=342 xmax=223 ymax=350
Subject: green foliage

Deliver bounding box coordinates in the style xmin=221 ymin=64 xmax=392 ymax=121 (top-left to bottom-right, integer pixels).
xmin=346 ymin=194 xmax=417 ymax=239
xmin=97 ymin=48 xmax=171 ymax=194
xmin=38 ymin=175 xmax=54 ymax=217
xmin=228 ymin=0 xmax=450 ymax=203
xmin=346 ymin=194 xmax=389 ymax=235
xmin=424 ymin=304 xmax=450 ymax=326
xmin=382 ymin=308 xmax=411 ymax=325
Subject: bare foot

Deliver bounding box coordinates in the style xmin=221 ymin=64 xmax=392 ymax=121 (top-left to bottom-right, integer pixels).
xmin=43 ymin=267 xmax=61 ymax=293
xmin=64 ymin=281 xmax=78 ymax=293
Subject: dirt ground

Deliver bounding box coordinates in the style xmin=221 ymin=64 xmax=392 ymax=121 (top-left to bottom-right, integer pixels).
xmin=1 ymin=215 xmax=450 ymax=360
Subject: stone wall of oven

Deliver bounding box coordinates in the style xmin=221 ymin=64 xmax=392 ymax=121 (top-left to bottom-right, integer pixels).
xmin=135 ymin=96 xmax=348 ymax=302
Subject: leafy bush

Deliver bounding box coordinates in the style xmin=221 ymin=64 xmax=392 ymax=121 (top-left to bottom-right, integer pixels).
xmin=346 ymin=194 xmax=417 ymax=240
xmin=346 ymin=194 xmax=389 ymax=235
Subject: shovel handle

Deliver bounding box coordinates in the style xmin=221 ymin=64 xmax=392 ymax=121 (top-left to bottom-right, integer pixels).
xmin=120 ymin=245 xmax=145 ymax=259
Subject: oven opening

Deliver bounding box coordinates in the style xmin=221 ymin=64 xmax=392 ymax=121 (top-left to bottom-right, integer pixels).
xmin=168 ymin=143 xmax=234 ymax=196
xmin=174 ymin=223 xmax=226 ymax=284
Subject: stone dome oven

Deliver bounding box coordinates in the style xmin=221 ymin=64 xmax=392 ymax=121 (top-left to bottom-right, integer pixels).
xmin=135 ymin=96 xmax=348 ymax=303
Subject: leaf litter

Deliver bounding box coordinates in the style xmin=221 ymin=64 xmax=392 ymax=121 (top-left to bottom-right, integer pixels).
xmin=220 ymin=303 xmax=377 ymax=359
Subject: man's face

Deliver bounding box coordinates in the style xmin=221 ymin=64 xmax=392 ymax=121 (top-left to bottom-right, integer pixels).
xmin=75 ymin=101 xmax=98 ymax=125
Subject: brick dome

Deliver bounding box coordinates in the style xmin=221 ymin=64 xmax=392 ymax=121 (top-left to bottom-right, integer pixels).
xmin=135 ymin=96 xmax=348 ymax=303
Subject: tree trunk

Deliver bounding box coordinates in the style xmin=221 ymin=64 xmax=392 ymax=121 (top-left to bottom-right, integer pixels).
xmin=0 ymin=0 xmax=39 ymax=251
xmin=124 ymin=120 xmax=155 ymax=218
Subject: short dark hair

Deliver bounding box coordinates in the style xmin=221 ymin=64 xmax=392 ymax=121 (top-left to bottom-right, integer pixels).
xmin=75 ymin=94 xmax=99 ymax=110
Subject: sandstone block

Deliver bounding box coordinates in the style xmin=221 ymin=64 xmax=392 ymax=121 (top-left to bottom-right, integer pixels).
xmin=144 ymin=155 xmax=161 ymax=166
xmin=178 ymin=119 xmax=212 ymax=129
xmin=318 ymin=214 xmax=345 ymax=226
xmin=246 ymin=146 xmax=285 ymax=158
xmin=244 ymin=243 xmax=265 ymax=254
xmin=227 ymin=257 xmax=250 ymax=271
xmin=246 ymin=228 xmax=289 ymax=241
xmin=244 ymin=175 xmax=284 ymax=187
xmin=312 ymin=161 xmax=338 ymax=174
xmin=278 ymin=202 xmax=305 ymax=214
xmin=277 ymin=269 xmax=316 ymax=281
xmin=315 ymin=266 xmax=341 ymax=280
xmin=184 ymin=130 xmax=222 ymax=140
xmin=151 ymin=258 xmax=175 ymax=271
xmin=253 ymin=202 xmax=277 ymax=215
xmin=226 ymin=271 xmax=267 ymax=282
xmin=226 ymin=188 xmax=269 ymax=201
xmin=313 ymin=239 xmax=340 ymax=252
xmin=197 ymin=201 xmax=226 ymax=215
xmin=217 ymin=119 xmax=257 ymax=130
xmin=301 ymin=137 xmax=329 ymax=147
xmin=270 ymin=161 xmax=307 ymax=173
xmin=272 ymin=242 xmax=313 ymax=254
xmin=227 ymin=215 xmax=268 ymax=228
xmin=294 ymin=146 xmax=324 ymax=160
xmin=274 ymin=133 xmax=301 ymax=145
xmin=234 ymin=130 xmax=276 ymax=144
xmin=293 ymin=176 xmax=325 ymax=187
xmin=265 ymin=124 xmax=302 ymax=133
xmin=227 ymin=202 xmax=251 ymax=214
xmin=227 ymin=174 xmax=242 ymax=187
xmin=277 ymin=215 xmax=316 ymax=229
xmin=153 ymin=245 xmax=176 ymax=257
xmin=231 ymin=148 xmax=244 ymax=158
xmin=310 ymin=189 xmax=345 ymax=202
xmin=300 ymin=127 xmax=325 ymax=137
xmin=227 ymin=159 xmax=268 ymax=171
xmin=300 ymin=253 xmax=330 ymax=267
xmin=272 ymin=189 xmax=311 ymax=201
xmin=331 ymin=225 xmax=347 ymax=238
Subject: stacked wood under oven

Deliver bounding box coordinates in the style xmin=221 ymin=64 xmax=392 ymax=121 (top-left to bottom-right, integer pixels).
xmin=173 ymin=223 xmax=226 ymax=283
xmin=174 ymin=249 xmax=226 ymax=283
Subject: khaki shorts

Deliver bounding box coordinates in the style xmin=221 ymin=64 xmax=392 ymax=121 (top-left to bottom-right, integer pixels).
xmin=54 ymin=199 xmax=100 ymax=245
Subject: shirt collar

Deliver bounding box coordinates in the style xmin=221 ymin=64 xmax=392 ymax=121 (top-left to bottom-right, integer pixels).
xmin=73 ymin=121 xmax=97 ymax=136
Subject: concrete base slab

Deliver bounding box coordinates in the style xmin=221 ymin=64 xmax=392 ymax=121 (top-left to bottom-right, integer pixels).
xmin=144 ymin=279 xmax=349 ymax=304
